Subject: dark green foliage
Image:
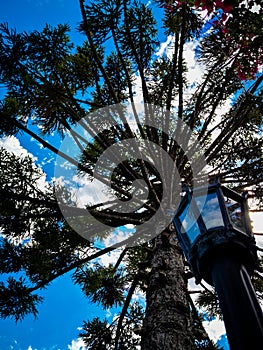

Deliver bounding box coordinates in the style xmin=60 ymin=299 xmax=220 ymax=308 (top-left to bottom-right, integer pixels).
xmin=160 ymin=0 xmax=203 ymax=39
xmin=196 ymin=289 xmax=222 ymax=320
xmin=0 ymin=23 xmax=95 ymax=134
xmin=0 ymin=238 xmax=23 ymax=273
xmin=0 ymin=0 xmax=262 ymax=348
xmin=125 ymin=246 xmax=149 ymax=277
xmin=72 ymin=263 xmax=127 ymax=308
xmin=189 ymin=301 xmax=224 ymax=350
xmin=79 ymin=317 xmax=114 ymax=349
xmin=0 ymin=148 xmax=90 ymax=319
xmin=0 ymin=277 xmax=43 ymax=322
xmin=119 ymin=0 xmax=159 ymax=69
xmin=113 ymin=302 xmax=144 ymax=349
xmin=0 ymin=97 xmax=20 ymax=136
xmin=79 ymin=0 xmax=122 ymax=45
xmin=79 ymin=302 xmax=144 ymax=349
xmin=92 ymin=52 xmax=133 ymax=105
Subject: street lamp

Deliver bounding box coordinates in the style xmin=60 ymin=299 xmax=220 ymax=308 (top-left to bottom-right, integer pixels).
xmin=173 ymin=180 xmax=263 ymax=350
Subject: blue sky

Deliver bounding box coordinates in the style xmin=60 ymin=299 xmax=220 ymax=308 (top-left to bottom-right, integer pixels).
xmin=0 ymin=273 xmax=102 ymax=350
xmin=0 ymin=1 xmax=261 ymax=349
xmin=0 ymin=2 xmax=106 ymax=349
xmin=0 ymin=0 xmax=81 ymax=36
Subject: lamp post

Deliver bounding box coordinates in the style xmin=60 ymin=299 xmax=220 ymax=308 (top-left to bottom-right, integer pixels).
xmin=173 ymin=180 xmax=263 ymax=350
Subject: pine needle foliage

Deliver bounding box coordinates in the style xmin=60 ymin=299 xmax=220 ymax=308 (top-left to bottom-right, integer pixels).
xmin=0 ymin=0 xmax=262 ymax=349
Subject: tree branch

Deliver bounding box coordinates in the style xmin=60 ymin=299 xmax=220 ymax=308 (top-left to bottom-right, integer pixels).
xmin=79 ymin=0 xmax=119 ymax=104
xmin=114 ymin=273 xmax=140 ymax=350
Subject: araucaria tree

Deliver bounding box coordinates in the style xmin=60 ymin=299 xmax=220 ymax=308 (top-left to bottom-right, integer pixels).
xmin=0 ymin=0 xmax=262 ymax=349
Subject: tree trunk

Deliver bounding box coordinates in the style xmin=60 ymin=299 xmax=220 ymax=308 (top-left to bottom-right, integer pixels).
xmin=141 ymin=229 xmax=194 ymax=350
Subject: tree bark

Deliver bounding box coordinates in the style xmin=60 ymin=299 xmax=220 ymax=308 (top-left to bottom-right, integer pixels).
xmin=141 ymin=229 xmax=194 ymax=350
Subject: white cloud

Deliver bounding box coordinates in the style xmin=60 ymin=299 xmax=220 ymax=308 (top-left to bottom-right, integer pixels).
xmin=132 ymin=73 xmax=144 ymax=103
xmin=184 ymin=40 xmax=205 ymax=90
xmin=155 ymin=35 xmax=174 ymax=58
xmin=68 ymin=338 xmax=87 ymax=350
xmin=97 ymin=247 xmax=125 ymax=267
xmin=132 ymin=288 xmax=145 ymax=304
xmin=187 ymin=279 xmax=227 ymax=344
xmin=125 ymin=224 xmax=135 ymax=229
xmin=251 ymin=5 xmax=260 ymax=13
xmin=211 ymin=96 xmax=233 ymax=138
xmin=240 ymin=0 xmax=260 ymax=13
xmin=250 ymin=212 xmax=263 ymax=233
xmin=203 ymin=318 xmax=226 ymax=343
xmin=95 ymin=227 xmax=135 ymax=251
xmin=106 ymin=308 xmax=112 ymax=318
xmin=71 ymin=175 xmax=111 ymax=208
xmin=250 ymin=212 xmax=263 ymax=249
xmin=156 ymin=36 xmax=205 ymax=93
xmin=0 ymin=135 xmax=37 ymax=160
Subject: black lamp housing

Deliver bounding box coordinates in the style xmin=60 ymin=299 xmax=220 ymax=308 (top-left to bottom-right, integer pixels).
xmin=173 ymin=181 xmax=258 ymax=284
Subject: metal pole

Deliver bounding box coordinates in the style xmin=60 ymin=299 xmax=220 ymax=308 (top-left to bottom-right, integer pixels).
xmin=211 ymin=254 xmax=263 ymax=350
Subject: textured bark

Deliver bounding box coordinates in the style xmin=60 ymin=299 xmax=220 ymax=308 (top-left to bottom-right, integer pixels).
xmin=141 ymin=230 xmax=194 ymax=350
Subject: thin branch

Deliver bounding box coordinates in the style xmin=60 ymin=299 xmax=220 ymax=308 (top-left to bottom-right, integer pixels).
xmin=188 ymin=293 xmax=218 ymax=348
xmin=113 ymin=248 xmax=129 ymax=272
xmin=114 ymin=273 xmax=140 ymax=350
xmin=177 ymin=5 xmax=186 ymax=121
xmin=123 ymin=0 xmax=150 ymax=104
xmin=254 ymin=271 xmax=263 ymax=280
xmin=12 ymin=119 xmax=144 ymax=201
xmin=166 ymin=32 xmax=179 ymax=111
xmin=111 ymin=24 xmax=135 ymax=104
xmin=78 ymin=0 xmax=119 ymax=105
xmin=205 ymin=75 xmax=263 ymax=162
xmin=200 ymin=282 xmax=214 ymax=295
xmin=197 ymin=70 xmax=233 ymax=141
xmin=28 ymin=246 xmax=116 ymax=293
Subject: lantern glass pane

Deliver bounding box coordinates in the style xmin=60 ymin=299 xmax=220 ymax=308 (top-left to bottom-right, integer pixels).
xmin=179 ymin=203 xmax=201 ymax=244
xmin=196 ymin=192 xmax=224 ymax=229
xmin=225 ymin=198 xmax=246 ymax=232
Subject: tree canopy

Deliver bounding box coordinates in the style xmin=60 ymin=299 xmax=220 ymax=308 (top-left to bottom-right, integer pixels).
xmin=0 ymin=0 xmax=262 ymax=349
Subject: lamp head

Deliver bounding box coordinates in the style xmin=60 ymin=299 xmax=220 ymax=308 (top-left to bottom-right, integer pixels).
xmin=173 ymin=181 xmax=258 ymax=284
